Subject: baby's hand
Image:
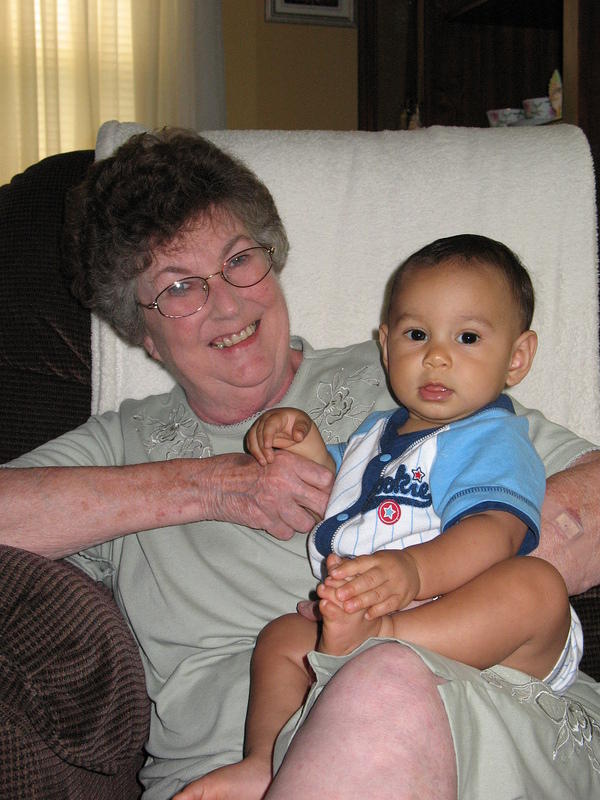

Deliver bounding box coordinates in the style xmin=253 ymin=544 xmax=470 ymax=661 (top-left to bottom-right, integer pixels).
xmin=246 ymin=408 xmax=313 ymax=466
xmin=324 ymin=550 xmax=421 ymax=619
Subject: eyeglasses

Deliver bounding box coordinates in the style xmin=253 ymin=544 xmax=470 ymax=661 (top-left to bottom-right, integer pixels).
xmin=140 ymin=245 xmax=274 ymax=319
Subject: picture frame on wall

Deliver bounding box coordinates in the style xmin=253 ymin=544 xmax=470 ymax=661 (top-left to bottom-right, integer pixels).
xmin=265 ymin=0 xmax=355 ymax=28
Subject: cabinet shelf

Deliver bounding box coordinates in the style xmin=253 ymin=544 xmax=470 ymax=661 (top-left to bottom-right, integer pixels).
xmin=449 ymin=0 xmax=562 ymax=30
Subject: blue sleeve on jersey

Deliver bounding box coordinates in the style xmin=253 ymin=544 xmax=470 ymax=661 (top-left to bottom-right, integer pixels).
xmin=430 ymin=410 xmax=545 ymax=554
xmin=325 ymin=410 xmax=395 ymax=473
xmin=326 ymin=442 xmax=346 ymax=472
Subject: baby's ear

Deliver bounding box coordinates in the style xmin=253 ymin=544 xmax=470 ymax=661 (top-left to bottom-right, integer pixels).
xmin=505 ymin=330 xmax=538 ymax=387
xmin=378 ymin=323 xmax=389 ymax=371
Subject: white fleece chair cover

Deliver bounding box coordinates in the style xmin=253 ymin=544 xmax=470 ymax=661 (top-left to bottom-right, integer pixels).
xmin=93 ymin=121 xmax=600 ymax=444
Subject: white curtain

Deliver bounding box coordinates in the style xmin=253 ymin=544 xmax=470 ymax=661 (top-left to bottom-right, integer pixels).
xmin=0 ymin=0 xmax=225 ymax=184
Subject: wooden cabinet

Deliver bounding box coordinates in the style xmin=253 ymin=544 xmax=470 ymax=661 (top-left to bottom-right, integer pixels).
xmin=358 ymin=0 xmax=599 ymax=173
xmin=422 ymin=0 xmax=562 ymax=127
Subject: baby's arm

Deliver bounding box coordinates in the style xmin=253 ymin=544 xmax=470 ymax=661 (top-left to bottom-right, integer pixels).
xmin=328 ymin=509 xmax=528 ymax=616
xmin=246 ymin=407 xmax=335 ymax=472
xmin=318 ymin=514 xmax=569 ymax=679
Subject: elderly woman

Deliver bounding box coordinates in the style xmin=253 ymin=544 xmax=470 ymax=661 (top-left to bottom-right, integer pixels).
xmin=1 ymin=128 xmax=599 ymax=800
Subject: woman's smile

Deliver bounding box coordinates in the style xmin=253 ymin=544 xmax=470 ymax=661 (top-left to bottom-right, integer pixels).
xmin=210 ymin=321 xmax=258 ymax=349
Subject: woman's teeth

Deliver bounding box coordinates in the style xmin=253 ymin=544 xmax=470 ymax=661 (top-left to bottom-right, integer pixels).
xmin=212 ymin=322 xmax=257 ymax=349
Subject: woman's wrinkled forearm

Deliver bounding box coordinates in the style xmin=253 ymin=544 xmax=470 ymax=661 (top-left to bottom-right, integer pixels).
xmin=536 ymin=450 xmax=600 ymax=595
xmin=0 ymin=459 xmax=216 ymax=558
xmin=0 ymin=450 xmax=333 ymax=559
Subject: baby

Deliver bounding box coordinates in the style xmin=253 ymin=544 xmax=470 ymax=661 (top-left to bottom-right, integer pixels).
xmin=175 ymin=234 xmax=582 ymax=800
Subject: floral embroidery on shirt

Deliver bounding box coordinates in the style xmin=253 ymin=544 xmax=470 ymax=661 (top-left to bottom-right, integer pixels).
xmin=481 ymin=669 xmax=600 ymax=773
xmin=309 ymin=365 xmax=381 ymax=444
xmin=133 ymin=404 xmax=213 ymax=460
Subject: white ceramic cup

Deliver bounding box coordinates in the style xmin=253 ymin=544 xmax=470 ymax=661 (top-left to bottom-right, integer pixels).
xmin=523 ymin=97 xmax=555 ymax=121
xmin=486 ymin=108 xmax=525 ymax=127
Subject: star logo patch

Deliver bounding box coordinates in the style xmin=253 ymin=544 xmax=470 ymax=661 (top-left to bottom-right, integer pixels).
xmin=412 ymin=466 xmax=426 ymax=482
xmin=377 ymin=500 xmax=401 ymax=525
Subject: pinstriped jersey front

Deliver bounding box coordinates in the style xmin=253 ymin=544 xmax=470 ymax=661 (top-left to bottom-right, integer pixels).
xmin=308 ymin=396 xmax=545 ymax=579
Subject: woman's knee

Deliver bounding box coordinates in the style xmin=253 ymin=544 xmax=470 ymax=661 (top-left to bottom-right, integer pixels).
xmin=325 ymin=641 xmax=446 ymax=708
xmin=310 ymin=642 xmax=457 ymax=792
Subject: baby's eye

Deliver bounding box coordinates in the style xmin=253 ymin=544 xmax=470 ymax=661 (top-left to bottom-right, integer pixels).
xmin=406 ymin=329 xmax=428 ymax=341
xmin=457 ymin=331 xmax=479 ymax=344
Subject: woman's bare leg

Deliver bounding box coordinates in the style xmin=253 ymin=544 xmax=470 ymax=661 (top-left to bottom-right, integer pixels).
xmin=265 ymin=642 xmax=456 ymax=800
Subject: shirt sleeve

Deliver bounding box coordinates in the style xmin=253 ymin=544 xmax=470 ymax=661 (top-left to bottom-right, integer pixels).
xmin=430 ymin=411 xmax=546 ymax=555
xmin=512 ymin=399 xmax=599 ymax=477
xmin=2 ymin=411 xmax=125 ymax=468
xmin=325 ymin=410 xmax=394 ymax=473
xmin=326 ymin=442 xmax=346 ymax=473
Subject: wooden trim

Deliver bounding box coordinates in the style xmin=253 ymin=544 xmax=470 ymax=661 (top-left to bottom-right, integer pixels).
xmin=562 ymin=0 xmax=579 ymax=124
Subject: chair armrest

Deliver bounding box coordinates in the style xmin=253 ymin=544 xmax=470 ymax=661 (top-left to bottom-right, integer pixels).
xmin=0 ymin=544 xmax=150 ymax=799
xmin=571 ymin=584 xmax=600 ymax=682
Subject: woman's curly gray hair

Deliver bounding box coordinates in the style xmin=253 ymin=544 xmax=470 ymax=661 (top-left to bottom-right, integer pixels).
xmin=66 ymin=128 xmax=289 ymax=345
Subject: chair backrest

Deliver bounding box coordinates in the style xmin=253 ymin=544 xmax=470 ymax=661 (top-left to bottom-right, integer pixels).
xmin=93 ymin=122 xmax=600 ymax=444
xmin=0 ymin=150 xmax=94 ymax=462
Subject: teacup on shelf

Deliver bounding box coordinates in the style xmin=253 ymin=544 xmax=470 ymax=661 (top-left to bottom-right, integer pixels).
xmin=523 ymin=96 xmax=556 ymax=123
xmin=486 ymin=108 xmax=525 ymax=127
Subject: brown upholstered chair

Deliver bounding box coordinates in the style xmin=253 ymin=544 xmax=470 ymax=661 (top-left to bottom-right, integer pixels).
xmin=0 ymin=151 xmax=150 ymax=797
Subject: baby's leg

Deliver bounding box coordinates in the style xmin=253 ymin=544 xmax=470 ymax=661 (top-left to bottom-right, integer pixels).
xmin=172 ymin=759 xmax=273 ymax=800
xmin=384 ymin=556 xmax=571 ymax=678
xmin=317 ymin=578 xmax=395 ymax=655
xmin=173 ymin=613 xmax=319 ymax=800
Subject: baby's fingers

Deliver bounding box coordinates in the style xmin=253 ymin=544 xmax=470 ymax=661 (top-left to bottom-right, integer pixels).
xmin=364 ymin=595 xmax=405 ymax=620
xmin=339 ymin=580 xmax=391 ymax=614
xmin=291 ymin=415 xmax=312 ymax=442
xmin=325 ymin=554 xmax=366 ymax=582
xmin=317 ymin=580 xmax=344 ymax=609
xmin=260 ymin=415 xmax=284 ymax=450
xmin=245 ymin=424 xmax=271 ymax=465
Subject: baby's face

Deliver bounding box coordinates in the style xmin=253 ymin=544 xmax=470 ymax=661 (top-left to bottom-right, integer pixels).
xmin=379 ymin=258 xmax=531 ymax=431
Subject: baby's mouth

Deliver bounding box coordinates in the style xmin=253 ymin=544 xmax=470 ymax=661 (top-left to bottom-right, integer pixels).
xmin=211 ymin=322 xmax=258 ymax=349
xmin=419 ymin=383 xmax=452 ymax=401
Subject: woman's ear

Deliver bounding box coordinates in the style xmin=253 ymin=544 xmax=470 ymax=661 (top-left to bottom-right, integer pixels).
xmin=505 ymin=330 xmax=538 ymax=387
xmin=143 ymin=333 xmax=164 ymax=364
xmin=378 ymin=323 xmax=389 ymax=371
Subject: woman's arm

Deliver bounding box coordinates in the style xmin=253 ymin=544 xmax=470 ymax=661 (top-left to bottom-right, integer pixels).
xmin=535 ymin=450 xmax=600 ymax=595
xmin=0 ymin=451 xmax=334 ymax=559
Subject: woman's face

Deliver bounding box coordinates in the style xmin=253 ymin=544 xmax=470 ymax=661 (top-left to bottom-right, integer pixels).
xmin=137 ymin=212 xmax=299 ymax=424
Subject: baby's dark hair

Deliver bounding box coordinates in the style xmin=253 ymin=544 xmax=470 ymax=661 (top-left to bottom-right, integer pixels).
xmin=388 ymin=234 xmax=535 ymax=332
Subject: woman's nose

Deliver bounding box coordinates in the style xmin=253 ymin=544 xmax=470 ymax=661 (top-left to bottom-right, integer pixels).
xmin=206 ymin=273 xmax=243 ymax=316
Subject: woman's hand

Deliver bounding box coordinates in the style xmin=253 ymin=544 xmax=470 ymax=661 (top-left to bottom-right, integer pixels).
xmin=206 ymin=451 xmax=334 ymax=540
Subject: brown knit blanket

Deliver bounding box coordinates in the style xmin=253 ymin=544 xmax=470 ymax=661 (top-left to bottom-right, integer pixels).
xmin=0 ymin=545 xmax=149 ymax=799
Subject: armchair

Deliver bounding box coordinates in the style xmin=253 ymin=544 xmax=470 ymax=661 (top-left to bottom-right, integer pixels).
xmin=1 ymin=123 xmax=599 ymax=795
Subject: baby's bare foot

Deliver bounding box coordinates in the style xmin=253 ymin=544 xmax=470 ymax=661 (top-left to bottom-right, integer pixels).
xmin=171 ymin=755 xmax=271 ymax=800
xmin=317 ymin=583 xmax=383 ymax=656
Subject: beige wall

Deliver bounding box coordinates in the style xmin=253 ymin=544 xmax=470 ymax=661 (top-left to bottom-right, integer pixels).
xmin=222 ymin=1 xmax=357 ymax=130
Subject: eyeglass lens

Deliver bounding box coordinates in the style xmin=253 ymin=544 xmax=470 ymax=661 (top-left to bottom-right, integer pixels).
xmin=155 ymin=246 xmax=272 ymax=318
